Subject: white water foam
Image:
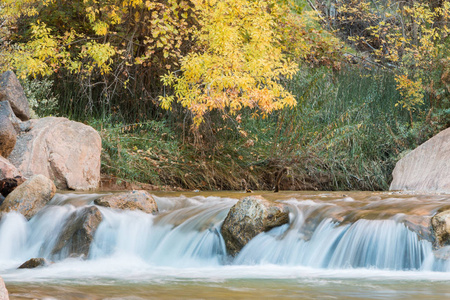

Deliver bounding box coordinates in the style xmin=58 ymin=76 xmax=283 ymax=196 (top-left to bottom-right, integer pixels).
xmin=1 ymin=194 xmax=450 ymax=285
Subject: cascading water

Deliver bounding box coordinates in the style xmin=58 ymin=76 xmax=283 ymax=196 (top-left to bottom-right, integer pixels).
xmin=2 ymin=191 xmax=450 ymax=299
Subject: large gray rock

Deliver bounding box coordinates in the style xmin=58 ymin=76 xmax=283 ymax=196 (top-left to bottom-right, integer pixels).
xmin=8 ymin=117 xmax=101 ymax=190
xmin=431 ymin=210 xmax=450 ymax=248
xmin=0 ymin=101 xmax=21 ymax=132
xmin=0 ymin=156 xmax=21 ymax=180
xmin=0 ymin=276 xmax=8 ymax=300
xmin=51 ymin=206 xmax=103 ymax=259
xmin=390 ymin=127 xmax=450 ymax=192
xmin=0 ymin=174 xmax=56 ymax=219
xmin=0 ymin=71 xmax=30 ymax=121
xmin=0 ymin=101 xmax=17 ymax=157
xmin=221 ymin=196 xmax=290 ymax=256
xmin=94 ymin=190 xmax=158 ymax=214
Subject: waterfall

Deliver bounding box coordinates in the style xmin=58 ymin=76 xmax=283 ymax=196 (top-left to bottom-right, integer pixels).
xmin=0 ymin=193 xmax=449 ymax=274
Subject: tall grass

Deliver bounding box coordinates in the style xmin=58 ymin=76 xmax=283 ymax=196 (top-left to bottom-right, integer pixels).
xmin=83 ymin=65 xmax=443 ymax=191
xmin=238 ymin=66 xmax=438 ymax=190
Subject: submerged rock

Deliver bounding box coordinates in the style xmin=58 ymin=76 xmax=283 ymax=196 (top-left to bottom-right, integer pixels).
xmin=221 ymin=195 xmax=290 ymax=256
xmin=0 ymin=276 xmax=8 ymax=300
xmin=18 ymin=258 xmax=51 ymax=269
xmin=432 ymin=246 xmax=450 ymax=260
xmin=390 ymin=127 xmax=450 ymax=193
xmin=94 ymin=190 xmax=158 ymax=214
xmin=0 ymin=174 xmax=56 ymax=219
xmin=431 ymin=210 xmax=450 ymax=248
xmin=8 ymin=117 xmax=101 ymax=190
xmin=0 ymin=71 xmax=30 ymax=121
xmin=51 ymin=206 xmax=103 ymax=259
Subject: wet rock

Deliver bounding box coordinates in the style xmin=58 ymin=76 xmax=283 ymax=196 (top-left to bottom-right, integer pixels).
xmin=0 ymin=102 xmax=17 ymax=158
xmin=94 ymin=190 xmax=158 ymax=214
xmin=18 ymin=258 xmax=51 ymax=269
xmin=0 ymin=174 xmax=56 ymax=219
xmin=0 ymin=276 xmax=8 ymax=300
xmin=0 ymin=71 xmax=30 ymax=121
xmin=431 ymin=210 xmax=450 ymax=248
xmin=221 ymin=195 xmax=289 ymax=256
xmin=51 ymin=206 xmax=103 ymax=258
xmin=8 ymin=117 xmax=101 ymax=190
xmin=402 ymin=215 xmax=432 ymax=243
xmin=433 ymin=246 xmax=450 ymax=260
xmin=390 ymin=127 xmax=450 ymax=193
xmin=0 ymin=176 xmax=26 ymax=197
xmin=0 ymin=156 xmax=21 ymax=180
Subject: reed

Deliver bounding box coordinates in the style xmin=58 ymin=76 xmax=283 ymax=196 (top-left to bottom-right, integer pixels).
xmin=84 ymin=65 xmax=443 ymax=191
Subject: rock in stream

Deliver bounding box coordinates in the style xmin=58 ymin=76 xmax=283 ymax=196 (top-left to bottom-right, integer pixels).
xmin=221 ymin=195 xmax=290 ymax=257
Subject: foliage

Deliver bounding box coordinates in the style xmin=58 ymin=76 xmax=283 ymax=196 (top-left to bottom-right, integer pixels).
xmin=96 ymin=66 xmax=443 ymax=191
xmin=313 ymin=0 xmax=450 ymax=118
xmin=2 ymin=0 xmax=448 ymax=192
xmin=160 ymin=0 xmax=347 ymax=127
xmin=20 ymin=77 xmax=59 ymax=117
xmin=1 ymin=0 xmax=346 ymax=125
xmin=0 ymin=0 xmax=199 ymax=121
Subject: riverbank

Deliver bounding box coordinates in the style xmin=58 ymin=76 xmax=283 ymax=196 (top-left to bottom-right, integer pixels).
xmin=94 ymin=66 xmax=446 ymax=192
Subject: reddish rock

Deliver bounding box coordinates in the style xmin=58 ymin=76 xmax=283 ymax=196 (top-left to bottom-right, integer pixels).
xmin=94 ymin=190 xmax=158 ymax=214
xmin=221 ymin=196 xmax=290 ymax=256
xmin=0 ymin=71 xmax=30 ymax=121
xmin=0 ymin=156 xmax=21 ymax=180
xmin=0 ymin=276 xmax=8 ymax=300
xmin=390 ymin=127 xmax=450 ymax=192
xmin=8 ymin=117 xmax=101 ymax=190
xmin=0 ymin=174 xmax=56 ymax=219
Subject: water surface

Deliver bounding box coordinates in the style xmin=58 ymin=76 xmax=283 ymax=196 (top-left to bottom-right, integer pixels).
xmin=2 ymin=191 xmax=450 ymax=299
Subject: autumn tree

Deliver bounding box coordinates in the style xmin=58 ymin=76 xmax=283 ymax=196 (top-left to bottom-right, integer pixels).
xmin=1 ymin=0 xmax=198 ymax=120
xmin=1 ymin=0 xmax=344 ymax=124
xmin=313 ymin=0 xmax=450 ymax=125
xmin=160 ymin=0 xmax=299 ymax=127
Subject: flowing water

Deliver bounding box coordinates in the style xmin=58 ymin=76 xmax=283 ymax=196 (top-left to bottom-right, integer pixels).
xmin=2 ymin=191 xmax=450 ymax=299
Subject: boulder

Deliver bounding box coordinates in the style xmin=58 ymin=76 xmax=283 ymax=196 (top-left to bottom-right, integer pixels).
xmin=431 ymin=210 xmax=450 ymax=248
xmin=94 ymin=190 xmax=158 ymax=214
xmin=221 ymin=196 xmax=290 ymax=256
xmin=0 ymin=102 xmax=17 ymax=158
xmin=390 ymin=127 xmax=450 ymax=192
xmin=0 ymin=276 xmax=8 ymax=300
xmin=18 ymin=257 xmax=51 ymax=269
xmin=51 ymin=206 xmax=103 ymax=259
xmin=0 ymin=156 xmax=21 ymax=180
xmin=0 ymin=176 xmax=26 ymax=197
xmin=8 ymin=117 xmax=101 ymax=190
xmin=0 ymin=101 xmax=21 ymax=132
xmin=0 ymin=71 xmax=30 ymax=121
xmin=0 ymin=174 xmax=56 ymax=219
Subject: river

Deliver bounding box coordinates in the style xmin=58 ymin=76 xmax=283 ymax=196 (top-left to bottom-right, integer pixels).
xmin=1 ymin=191 xmax=450 ymax=299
